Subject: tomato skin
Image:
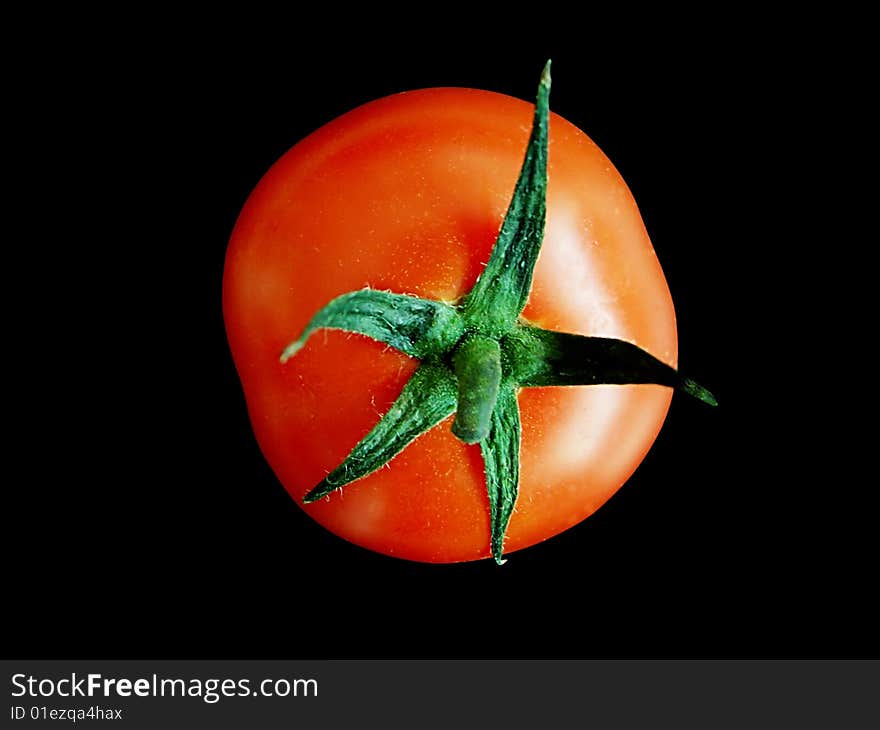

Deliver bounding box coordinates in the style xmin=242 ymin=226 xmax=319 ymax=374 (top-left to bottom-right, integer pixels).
xmin=223 ymin=87 xmax=676 ymax=563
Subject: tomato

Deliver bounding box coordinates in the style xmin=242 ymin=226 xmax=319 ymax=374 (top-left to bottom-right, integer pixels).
xmin=223 ymin=80 xmax=680 ymax=563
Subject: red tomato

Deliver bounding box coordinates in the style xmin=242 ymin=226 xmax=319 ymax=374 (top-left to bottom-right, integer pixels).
xmin=223 ymin=86 xmax=676 ymax=562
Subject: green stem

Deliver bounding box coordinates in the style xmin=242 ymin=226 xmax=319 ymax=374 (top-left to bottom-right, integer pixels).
xmin=451 ymin=336 xmax=502 ymax=445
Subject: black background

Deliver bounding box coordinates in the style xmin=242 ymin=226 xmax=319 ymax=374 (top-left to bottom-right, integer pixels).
xmin=7 ymin=19 xmax=874 ymax=658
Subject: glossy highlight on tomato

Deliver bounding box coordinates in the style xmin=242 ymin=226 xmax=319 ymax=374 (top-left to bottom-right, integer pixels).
xmin=223 ymin=77 xmax=682 ymax=563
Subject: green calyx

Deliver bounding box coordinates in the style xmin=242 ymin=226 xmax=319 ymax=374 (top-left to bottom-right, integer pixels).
xmin=281 ymin=60 xmax=717 ymax=564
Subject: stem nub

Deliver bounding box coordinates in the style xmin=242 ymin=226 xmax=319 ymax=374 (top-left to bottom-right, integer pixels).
xmin=451 ymin=336 xmax=502 ymax=444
